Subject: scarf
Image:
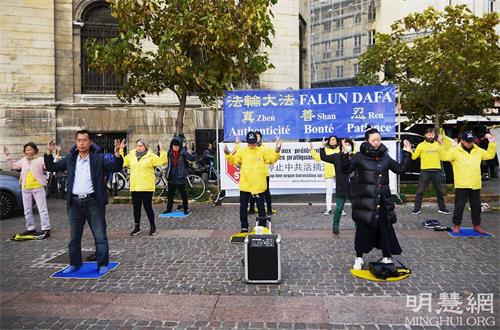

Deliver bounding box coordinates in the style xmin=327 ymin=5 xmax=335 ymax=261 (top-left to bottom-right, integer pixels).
xmin=136 ymin=149 xmax=147 ymax=161
xmin=360 ymin=142 xmax=388 ymax=159
xmin=172 ymin=149 xmax=180 ymax=168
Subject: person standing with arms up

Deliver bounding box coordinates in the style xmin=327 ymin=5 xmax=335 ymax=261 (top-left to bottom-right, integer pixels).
xmin=224 ymin=131 xmax=281 ymax=232
xmin=3 ymin=142 xmax=51 ymax=236
xmin=162 ymin=137 xmax=196 ymax=215
xmin=437 ymin=131 xmax=497 ymax=234
xmin=318 ymin=138 xmax=355 ymax=234
xmin=248 ymin=131 xmax=275 ymax=216
xmin=121 ymin=139 xmax=167 ymax=236
xmin=411 ymin=128 xmax=450 ymax=215
xmin=310 ymin=135 xmax=341 ymax=215
xmin=44 ymin=130 xmax=123 ymax=274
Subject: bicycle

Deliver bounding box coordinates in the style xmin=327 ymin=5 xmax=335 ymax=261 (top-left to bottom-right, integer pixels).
xmin=45 ymin=171 xmax=66 ymax=200
xmin=107 ymin=168 xmax=129 ymax=196
xmin=154 ymin=164 xmax=206 ymax=201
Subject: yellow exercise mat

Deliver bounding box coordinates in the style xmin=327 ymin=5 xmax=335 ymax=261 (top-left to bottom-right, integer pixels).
xmin=350 ymin=269 xmax=411 ymax=282
xmin=229 ymin=226 xmax=272 ymax=243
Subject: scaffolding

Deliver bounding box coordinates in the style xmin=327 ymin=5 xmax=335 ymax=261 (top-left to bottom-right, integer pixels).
xmin=310 ymin=0 xmax=379 ymax=87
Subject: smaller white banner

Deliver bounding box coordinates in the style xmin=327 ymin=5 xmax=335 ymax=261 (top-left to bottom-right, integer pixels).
xmin=219 ymin=141 xmax=398 ymax=197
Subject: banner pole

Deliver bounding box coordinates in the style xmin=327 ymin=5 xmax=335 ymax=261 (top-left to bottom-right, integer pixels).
xmin=396 ymin=85 xmax=403 ymax=203
xmin=215 ymin=96 xmax=221 ymax=204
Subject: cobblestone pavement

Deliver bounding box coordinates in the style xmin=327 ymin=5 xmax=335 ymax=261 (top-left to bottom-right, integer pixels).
xmin=0 ymin=198 xmax=499 ymax=329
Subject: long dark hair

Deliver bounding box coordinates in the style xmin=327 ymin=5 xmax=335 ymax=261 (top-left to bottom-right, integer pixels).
xmin=327 ymin=135 xmax=339 ymax=148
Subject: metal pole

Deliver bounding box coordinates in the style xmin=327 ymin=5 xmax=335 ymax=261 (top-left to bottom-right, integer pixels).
xmin=396 ymin=85 xmax=403 ymax=203
xmin=215 ymin=96 xmax=220 ymax=201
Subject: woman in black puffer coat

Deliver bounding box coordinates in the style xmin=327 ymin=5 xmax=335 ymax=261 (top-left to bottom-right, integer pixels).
xmin=341 ymin=128 xmax=412 ymax=270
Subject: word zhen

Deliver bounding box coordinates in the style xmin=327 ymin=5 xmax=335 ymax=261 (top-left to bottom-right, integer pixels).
xmin=257 ymin=114 xmax=275 ymax=122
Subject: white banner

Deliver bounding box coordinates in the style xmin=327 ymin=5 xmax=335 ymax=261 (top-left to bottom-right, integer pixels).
xmin=219 ymin=141 xmax=398 ymax=197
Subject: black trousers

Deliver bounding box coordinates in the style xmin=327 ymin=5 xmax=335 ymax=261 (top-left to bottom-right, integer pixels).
xmin=414 ymin=170 xmax=446 ymax=210
xmin=249 ymin=176 xmax=272 ymax=212
xmin=166 ymin=183 xmax=188 ymax=212
xmin=240 ymin=191 xmax=266 ymax=229
xmin=452 ymin=188 xmax=481 ymax=226
xmin=131 ymin=192 xmax=155 ymax=228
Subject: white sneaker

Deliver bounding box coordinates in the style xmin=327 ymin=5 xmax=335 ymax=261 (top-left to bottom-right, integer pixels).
xmin=341 ymin=210 xmax=347 ymax=216
xmin=324 ymin=210 xmax=332 ymax=215
xmin=381 ymin=257 xmax=393 ymax=264
xmin=353 ymin=257 xmax=364 ymax=270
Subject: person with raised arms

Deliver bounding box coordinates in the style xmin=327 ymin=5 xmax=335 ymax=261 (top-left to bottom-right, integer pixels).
xmin=437 ymin=131 xmax=497 ymax=234
xmin=44 ymin=130 xmax=123 ymax=274
xmin=224 ymin=131 xmax=281 ymax=232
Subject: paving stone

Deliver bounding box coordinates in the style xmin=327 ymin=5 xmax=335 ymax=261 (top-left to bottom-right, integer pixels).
xmin=1 ymin=200 xmax=498 ymax=329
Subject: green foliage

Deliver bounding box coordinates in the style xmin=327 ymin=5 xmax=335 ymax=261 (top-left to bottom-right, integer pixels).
xmin=86 ymin=0 xmax=277 ymax=133
xmin=357 ymin=5 xmax=500 ymax=127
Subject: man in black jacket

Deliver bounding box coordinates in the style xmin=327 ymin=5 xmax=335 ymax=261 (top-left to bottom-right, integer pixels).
xmin=45 ymin=130 xmax=123 ymax=274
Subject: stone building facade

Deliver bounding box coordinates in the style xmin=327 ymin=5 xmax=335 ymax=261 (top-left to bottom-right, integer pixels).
xmin=1 ymin=0 xmax=309 ymax=166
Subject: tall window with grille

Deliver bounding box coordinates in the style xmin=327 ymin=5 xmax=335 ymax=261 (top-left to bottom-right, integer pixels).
xmin=336 ymin=65 xmax=343 ymax=78
xmin=353 ymin=35 xmax=361 ymax=54
xmin=336 ymin=39 xmax=344 ymax=58
xmin=81 ymin=4 xmax=125 ymax=94
xmin=368 ymin=1 xmax=376 ymax=21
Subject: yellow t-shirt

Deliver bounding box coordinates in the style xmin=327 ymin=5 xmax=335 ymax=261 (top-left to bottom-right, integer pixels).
xmin=24 ymin=170 xmax=43 ymax=189
xmin=412 ymin=141 xmax=443 ymax=170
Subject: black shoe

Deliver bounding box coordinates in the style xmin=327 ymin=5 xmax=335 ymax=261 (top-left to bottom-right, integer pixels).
xmin=149 ymin=227 xmax=157 ymax=236
xmin=438 ymin=208 xmax=451 ymax=215
xmin=162 ymin=209 xmax=172 ymax=214
xmin=411 ymin=209 xmax=421 ymax=215
xmin=332 ymin=228 xmax=339 ymax=235
xmin=41 ymin=230 xmax=51 ymax=238
xmin=130 ymin=227 xmax=141 ymax=236
xmin=183 ymin=209 xmax=190 ymax=215
xmin=20 ymin=229 xmax=36 ymax=235
xmin=240 ymin=228 xmax=248 ymax=233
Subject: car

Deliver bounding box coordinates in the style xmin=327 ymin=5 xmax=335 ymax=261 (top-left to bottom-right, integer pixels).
xmin=0 ymin=171 xmax=23 ymax=219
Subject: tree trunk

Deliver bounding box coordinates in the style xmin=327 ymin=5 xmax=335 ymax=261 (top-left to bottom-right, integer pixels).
xmin=175 ymin=90 xmax=187 ymax=135
xmin=434 ymin=112 xmax=440 ymax=132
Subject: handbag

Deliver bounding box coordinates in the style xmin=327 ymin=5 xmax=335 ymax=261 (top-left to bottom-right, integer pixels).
xmin=369 ymin=258 xmax=411 ymax=279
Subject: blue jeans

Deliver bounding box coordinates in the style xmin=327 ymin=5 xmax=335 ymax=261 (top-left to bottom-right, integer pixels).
xmin=68 ymin=196 xmax=109 ymax=267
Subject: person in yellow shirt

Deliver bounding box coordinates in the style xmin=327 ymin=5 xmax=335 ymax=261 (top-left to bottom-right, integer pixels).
xmin=437 ymin=131 xmax=497 ymax=234
xmin=248 ymin=131 xmax=275 ymax=215
xmin=309 ymin=135 xmax=341 ymax=215
xmin=121 ymin=139 xmax=167 ymax=236
xmin=411 ymin=128 xmax=450 ymax=215
xmin=224 ymin=131 xmax=281 ymax=232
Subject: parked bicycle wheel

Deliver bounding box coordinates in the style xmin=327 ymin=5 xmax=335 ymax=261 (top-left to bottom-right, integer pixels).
xmin=185 ymin=174 xmax=205 ymax=200
xmin=107 ymin=172 xmax=126 ymax=193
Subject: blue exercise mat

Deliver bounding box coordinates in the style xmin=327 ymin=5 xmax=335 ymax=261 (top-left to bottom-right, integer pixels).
xmin=448 ymin=228 xmax=494 ymax=238
xmin=51 ymin=262 xmax=119 ymax=279
xmin=159 ymin=211 xmax=191 ymax=218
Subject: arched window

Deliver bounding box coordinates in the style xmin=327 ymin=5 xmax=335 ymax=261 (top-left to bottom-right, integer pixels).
xmin=81 ymin=3 xmax=124 ymax=93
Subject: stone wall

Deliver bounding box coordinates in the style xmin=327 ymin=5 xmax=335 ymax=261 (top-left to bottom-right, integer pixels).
xmin=54 ymin=104 xmax=220 ymax=155
xmin=0 ymin=0 xmax=55 ymax=103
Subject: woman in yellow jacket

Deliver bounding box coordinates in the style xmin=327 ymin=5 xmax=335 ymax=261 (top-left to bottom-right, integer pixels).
xmin=309 ymin=135 xmax=341 ymax=215
xmin=121 ymin=139 xmax=167 ymax=236
xmin=224 ymin=131 xmax=281 ymax=232
xmin=437 ymin=131 xmax=497 ymax=234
